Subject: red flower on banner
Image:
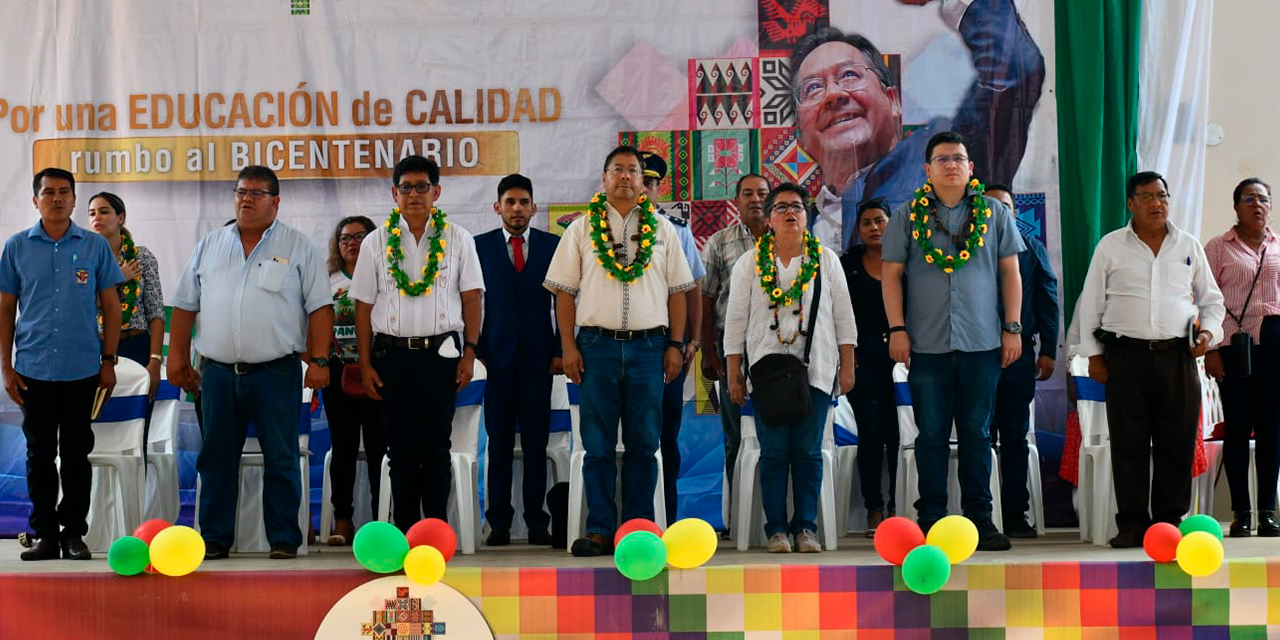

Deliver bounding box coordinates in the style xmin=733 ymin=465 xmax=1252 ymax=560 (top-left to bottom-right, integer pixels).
xmin=713 ymin=138 xmax=741 ymax=169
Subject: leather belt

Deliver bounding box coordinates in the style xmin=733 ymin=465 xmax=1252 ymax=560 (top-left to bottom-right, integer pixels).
xmin=579 ymin=326 xmax=667 ymax=341
xmin=207 ymin=353 xmax=298 ymax=375
xmin=374 ymin=333 xmax=456 ymax=351
xmin=1113 ymin=336 xmax=1185 ymax=351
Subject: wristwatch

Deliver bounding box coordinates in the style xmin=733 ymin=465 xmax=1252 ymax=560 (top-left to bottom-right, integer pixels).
xmin=463 ymin=341 xmax=479 ymax=353
xmin=667 ymin=339 xmax=686 ymax=352
xmin=1002 ymin=321 xmax=1023 ymax=335
xmin=311 ymin=356 xmax=329 ymax=367
xmin=101 ymin=353 xmax=118 ymax=365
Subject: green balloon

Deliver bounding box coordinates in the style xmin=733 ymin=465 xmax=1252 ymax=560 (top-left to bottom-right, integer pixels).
xmin=901 ymin=544 xmax=952 ymax=595
xmin=108 ymin=536 xmax=150 ymax=576
xmin=614 ymin=531 xmax=667 ymax=581
xmin=1179 ymin=514 xmax=1224 ymax=541
xmin=353 ymin=521 xmax=410 ymax=573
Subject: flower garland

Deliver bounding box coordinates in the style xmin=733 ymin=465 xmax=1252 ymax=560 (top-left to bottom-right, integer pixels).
xmin=99 ymin=230 xmax=140 ymax=327
xmin=586 ymin=192 xmax=659 ymax=282
xmin=754 ymin=229 xmax=822 ymax=307
xmin=909 ymin=178 xmax=992 ymax=274
xmin=384 ymin=206 xmax=447 ymax=297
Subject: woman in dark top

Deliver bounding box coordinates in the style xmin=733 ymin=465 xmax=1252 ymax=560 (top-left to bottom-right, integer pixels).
xmin=841 ymin=199 xmax=899 ymax=536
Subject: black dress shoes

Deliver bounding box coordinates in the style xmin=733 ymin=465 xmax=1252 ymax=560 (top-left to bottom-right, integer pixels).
xmin=1258 ymin=511 xmax=1280 ymax=537
xmin=1230 ymin=512 xmax=1252 ymax=538
xmin=20 ymin=537 xmax=60 ymax=561
xmin=61 ymin=536 xmax=91 ymax=560
xmin=527 ymin=528 xmax=554 ymax=546
xmin=485 ymin=528 xmax=511 ymax=547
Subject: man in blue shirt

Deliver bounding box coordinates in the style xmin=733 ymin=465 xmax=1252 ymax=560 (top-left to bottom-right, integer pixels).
xmin=881 ymin=131 xmax=1024 ymax=551
xmin=984 ymin=184 xmax=1059 ymax=538
xmin=641 ymin=152 xmax=706 ymax=521
xmin=168 ymin=165 xmax=333 ymax=560
xmin=0 ymin=167 xmax=124 ymax=561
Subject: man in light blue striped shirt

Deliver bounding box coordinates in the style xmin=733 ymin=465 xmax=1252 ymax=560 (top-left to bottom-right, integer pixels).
xmin=168 ymin=165 xmax=333 ymax=559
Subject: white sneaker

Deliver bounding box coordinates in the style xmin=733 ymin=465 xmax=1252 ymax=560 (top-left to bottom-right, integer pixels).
xmin=796 ymin=529 xmax=822 ymax=553
xmin=766 ymin=532 xmax=792 ymax=553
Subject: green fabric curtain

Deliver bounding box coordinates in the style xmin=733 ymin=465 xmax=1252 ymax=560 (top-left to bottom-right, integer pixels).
xmin=1055 ymin=0 xmax=1142 ymax=323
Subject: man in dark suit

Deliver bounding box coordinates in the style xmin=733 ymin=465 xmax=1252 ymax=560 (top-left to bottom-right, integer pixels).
xmin=475 ymin=173 xmax=561 ymax=546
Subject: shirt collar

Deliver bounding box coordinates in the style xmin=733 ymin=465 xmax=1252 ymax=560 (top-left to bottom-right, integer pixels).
xmin=1125 ymin=218 xmax=1181 ymax=240
xmin=501 ymin=227 xmax=527 ymax=245
xmin=28 ymin=219 xmax=84 ymax=242
xmin=1223 ymin=225 xmax=1274 ymax=245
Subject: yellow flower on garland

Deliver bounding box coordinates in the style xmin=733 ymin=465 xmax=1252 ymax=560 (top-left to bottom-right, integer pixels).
xmin=925 ymin=254 xmax=935 ymax=263
xmin=980 ymin=224 xmax=988 ymax=233
xmin=943 ymin=267 xmax=954 ymax=274
xmin=969 ymin=178 xmax=979 ymax=188
xmin=641 ymin=239 xmax=651 ymax=248
xmin=978 ymin=238 xmax=985 ymax=246
xmin=959 ymin=250 xmax=971 ymax=260
xmin=391 ymin=228 xmax=401 ymax=236
xmin=912 ymin=230 xmax=920 ymax=240
xmin=910 ymin=212 xmax=917 ymax=220
xmin=920 ymin=197 xmax=930 ymax=207
xmin=763 ymin=275 xmax=773 ymax=283
xmin=120 ymin=303 xmax=128 ymax=311
xmin=641 ymin=224 xmax=652 ymax=233
xmin=923 ymin=184 xmax=932 ymax=193
xmin=771 ymin=287 xmax=783 ymax=298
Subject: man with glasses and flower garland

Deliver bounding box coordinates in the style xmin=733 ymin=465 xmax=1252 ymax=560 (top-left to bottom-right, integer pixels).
xmin=544 ymin=145 xmax=696 ymax=557
xmin=169 ymin=165 xmax=334 ymax=560
xmin=881 ymin=131 xmax=1024 ymax=551
xmin=1076 ymin=171 xmax=1225 ymax=548
xmin=350 ymin=155 xmax=484 ymax=534
xmin=790 ymin=0 xmax=1045 ymax=254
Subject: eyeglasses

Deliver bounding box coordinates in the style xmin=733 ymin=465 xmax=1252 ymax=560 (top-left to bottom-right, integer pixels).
xmin=929 ymin=154 xmax=969 ymax=166
xmin=770 ymin=202 xmax=806 ymax=214
xmin=1242 ymin=195 xmax=1272 ymax=206
xmin=607 ymin=166 xmax=642 ymax=177
xmin=338 ymin=232 xmax=368 ymax=245
xmin=1133 ymin=191 xmax=1171 ymax=203
xmin=233 ymin=187 xmax=276 ymax=199
xmin=395 ymin=183 xmax=434 ymax=194
xmin=794 ymin=64 xmax=882 ymax=106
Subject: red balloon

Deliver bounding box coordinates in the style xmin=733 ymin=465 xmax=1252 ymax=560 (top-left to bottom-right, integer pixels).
xmin=873 ymin=516 xmax=926 ymax=566
xmin=133 ymin=519 xmax=172 ymax=545
xmin=1144 ymin=522 xmax=1182 ymax=562
xmin=614 ymin=518 xmax=664 ymax=549
xmin=406 ymin=518 xmax=456 ymax=562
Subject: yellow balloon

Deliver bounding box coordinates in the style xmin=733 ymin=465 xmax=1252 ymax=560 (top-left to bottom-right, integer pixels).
xmin=662 ymin=518 xmax=717 ymax=569
xmin=149 ymin=525 xmax=206 ymax=577
xmin=924 ymin=515 xmax=978 ymax=564
xmin=1176 ymin=531 xmax=1224 ymax=577
xmin=403 ymin=545 xmax=447 ymax=585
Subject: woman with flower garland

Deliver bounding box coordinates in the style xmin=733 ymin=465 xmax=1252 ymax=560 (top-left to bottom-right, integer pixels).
xmin=723 ymin=182 xmax=856 ymax=553
xmin=87 ymin=192 xmax=165 ymax=397
xmin=323 ymin=215 xmax=384 ymax=545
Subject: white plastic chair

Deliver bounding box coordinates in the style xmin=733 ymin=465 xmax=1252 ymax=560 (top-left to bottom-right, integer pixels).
xmin=83 ymin=358 xmax=150 ymax=553
xmin=193 ymin=362 xmax=314 ymax=554
xmin=377 ymin=360 xmax=486 ymax=555
xmin=732 ymin=399 xmax=840 ymax=551
xmin=142 ymin=376 xmax=182 ymax=523
xmin=483 ymin=374 xmax=573 ymax=540
xmin=891 ymin=363 xmax=1003 ymax=529
xmin=831 ymin=396 xmax=860 ymax=534
xmin=1071 ymin=355 xmax=1115 ymax=544
xmin=564 ymin=381 xmax=669 ymax=552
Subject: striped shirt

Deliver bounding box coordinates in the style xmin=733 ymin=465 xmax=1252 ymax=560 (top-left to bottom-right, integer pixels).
xmin=1204 ymin=226 xmax=1280 ymax=344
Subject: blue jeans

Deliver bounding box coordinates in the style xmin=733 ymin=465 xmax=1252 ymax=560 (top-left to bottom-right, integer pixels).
xmin=755 ymin=387 xmax=830 ymax=537
xmin=197 ymin=355 xmax=303 ymax=549
xmin=577 ymin=330 xmax=664 ymax=537
xmin=908 ymin=349 xmax=1001 ymax=527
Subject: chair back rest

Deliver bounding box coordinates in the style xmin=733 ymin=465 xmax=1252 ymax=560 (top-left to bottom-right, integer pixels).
xmin=1069 ymin=355 xmax=1109 ymax=445
xmin=92 ymin=358 xmax=151 ymax=455
xmin=451 ymin=359 xmax=487 ymax=456
xmin=891 ymin=363 xmax=919 ymax=443
xmin=546 ymin=374 xmax=572 ymax=434
xmin=149 ymin=378 xmax=183 ymax=453
xmin=833 ymin=394 xmax=858 ymax=446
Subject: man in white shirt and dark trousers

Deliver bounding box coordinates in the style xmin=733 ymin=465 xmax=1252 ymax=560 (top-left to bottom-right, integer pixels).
xmin=351 ymin=155 xmax=484 ymax=532
xmin=1076 ymin=171 xmax=1226 ymax=548
xmin=544 ymin=145 xmax=695 ymax=557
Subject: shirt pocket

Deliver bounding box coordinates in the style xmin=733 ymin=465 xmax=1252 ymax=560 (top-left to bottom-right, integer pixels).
xmin=1164 ymin=260 xmax=1194 ymax=291
xmin=257 ymin=260 xmax=291 ymax=293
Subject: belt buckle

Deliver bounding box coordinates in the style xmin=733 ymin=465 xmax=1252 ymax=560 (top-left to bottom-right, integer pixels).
xmin=233 ymin=362 xmax=248 ymax=375
xmin=616 ymin=330 xmax=634 ymax=341
xmin=1148 ymin=340 xmax=1159 ymax=351
xmin=407 ymin=337 xmax=425 ymax=350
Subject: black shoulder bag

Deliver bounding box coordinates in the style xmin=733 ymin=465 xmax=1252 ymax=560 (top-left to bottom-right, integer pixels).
xmin=1224 ymin=245 xmax=1267 ymax=378
xmin=748 ymin=259 xmax=822 ymax=425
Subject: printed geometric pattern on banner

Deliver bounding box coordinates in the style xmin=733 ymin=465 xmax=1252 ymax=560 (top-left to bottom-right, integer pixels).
xmin=760 ymin=126 xmax=822 ymax=198
xmin=692 ymin=129 xmax=759 ymax=202
xmin=289 ymin=0 xmax=310 ymax=16
xmin=758 ymin=0 xmax=830 ymax=58
xmin=441 ymin=559 xmax=1280 ymax=637
xmin=547 ymin=203 xmax=588 ymax=236
xmin=617 ymin=130 xmax=694 ymax=202
xmin=688 ymin=58 xmax=760 ymax=131
xmin=759 ymin=56 xmax=794 ymax=128
xmin=1014 ymin=192 xmax=1048 ymax=246
xmin=691 ymin=200 xmax=734 ymax=250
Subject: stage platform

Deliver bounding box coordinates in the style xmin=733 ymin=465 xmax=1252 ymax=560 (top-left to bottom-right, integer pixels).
xmin=2 ymin=532 xmax=1279 ymax=639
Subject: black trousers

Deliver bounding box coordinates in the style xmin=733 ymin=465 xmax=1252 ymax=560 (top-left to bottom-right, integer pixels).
xmin=20 ymin=375 xmax=100 ymax=539
xmin=325 ymin=361 xmax=386 ymax=522
xmin=1219 ymin=316 xmax=1280 ymax=512
xmin=374 ymin=343 xmax=458 ymax=531
xmin=483 ymin=360 xmax=553 ymax=532
xmin=848 ymin=359 xmax=897 ymax=513
xmin=990 ymin=342 xmax=1036 ymax=520
xmin=1103 ymin=342 xmax=1200 ymax=532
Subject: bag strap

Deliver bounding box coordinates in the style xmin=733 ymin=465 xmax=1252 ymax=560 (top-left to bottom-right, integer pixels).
xmin=1226 ymin=245 xmax=1267 ymax=331
xmin=802 ymin=256 xmax=822 ymax=366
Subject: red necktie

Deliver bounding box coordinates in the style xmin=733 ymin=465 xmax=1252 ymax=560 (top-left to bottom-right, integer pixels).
xmin=511 ymin=236 xmax=525 ymax=273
